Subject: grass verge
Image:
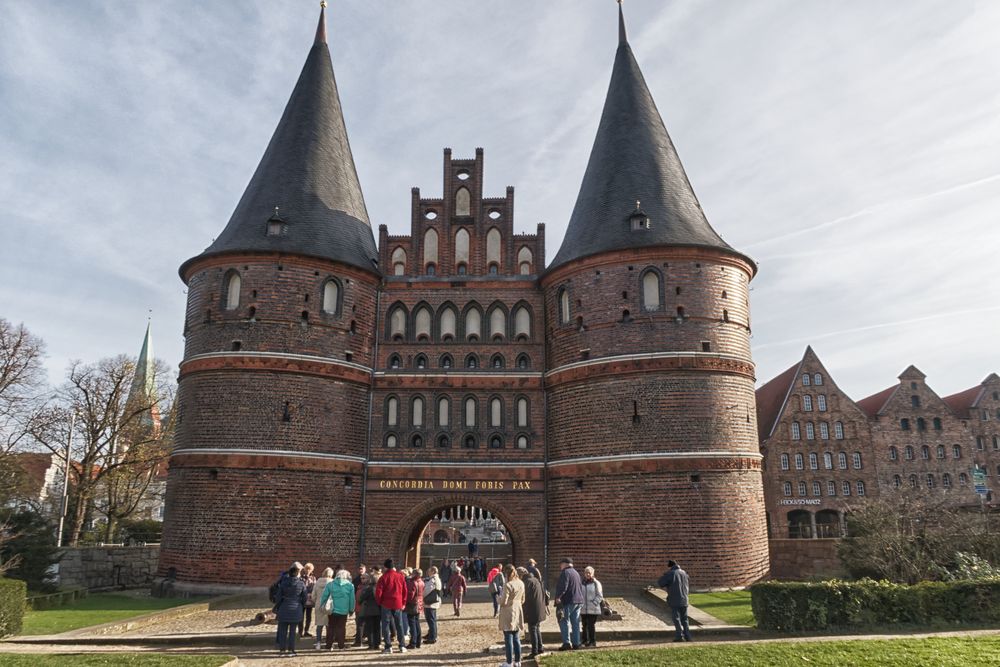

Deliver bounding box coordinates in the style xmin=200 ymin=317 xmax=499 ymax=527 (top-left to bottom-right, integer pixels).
xmin=688 ymin=590 xmax=754 ymax=626
xmin=0 ymin=655 xmax=233 ymax=667
xmin=20 ymin=592 xmax=194 ymax=635
xmin=540 ymin=636 xmax=1000 ymax=666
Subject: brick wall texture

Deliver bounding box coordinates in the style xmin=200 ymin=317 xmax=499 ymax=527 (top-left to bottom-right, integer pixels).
xmin=159 ymin=150 xmax=770 ymax=591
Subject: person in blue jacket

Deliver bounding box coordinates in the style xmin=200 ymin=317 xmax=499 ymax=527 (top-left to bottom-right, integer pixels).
xmin=274 ymin=563 xmax=307 ymax=656
xmin=657 ymin=560 xmax=692 ymax=642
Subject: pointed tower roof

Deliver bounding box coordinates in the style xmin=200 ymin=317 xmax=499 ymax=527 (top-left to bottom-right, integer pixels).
xmin=548 ymin=4 xmax=751 ymax=273
xmin=127 ymin=322 xmax=161 ymax=430
xmin=180 ymin=4 xmax=378 ymax=279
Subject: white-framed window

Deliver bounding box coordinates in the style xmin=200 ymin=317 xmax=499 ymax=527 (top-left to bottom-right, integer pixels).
xmin=783 ymin=482 xmax=792 ymax=496
xmin=889 ymin=446 xmax=898 ymax=461
xmin=842 ymin=481 xmax=851 ymax=496
xmin=817 ymin=395 xmax=827 ymax=411
xmin=812 ymin=481 xmax=822 ymax=496
xmin=795 ymin=453 xmax=804 ymax=470
xmin=823 ymin=452 xmax=833 ymax=469
xmin=805 ymin=423 xmax=815 ymax=440
xmin=802 ymin=373 xmax=811 ymax=386
xmin=791 ymin=422 xmax=801 ymax=440
xmin=960 ymin=472 xmax=969 ymax=485
xmin=942 ymin=473 xmax=952 ymax=489
xmin=827 ymin=480 xmax=837 ymax=496
xmin=953 ymin=445 xmax=962 ymax=459
xmin=853 ymin=452 xmax=862 ymax=469
xmin=857 ymin=481 xmax=866 ymax=496
xmin=809 ymin=453 xmax=818 ymax=470
xmin=819 ymin=422 xmax=830 ymax=440
xmin=780 ymin=454 xmax=789 ymax=470
xmin=813 ymin=373 xmax=823 ymax=385
xmin=798 ymin=481 xmax=807 ymax=496
xmin=926 ymin=473 xmax=935 ymax=489
xmin=838 ymin=452 xmax=847 ymax=469
xmin=803 ymin=395 xmax=813 ymax=412
xmin=322 ymin=279 xmax=340 ymax=314
xmin=893 ymin=474 xmax=902 ymax=489
xmin=921 ymin=445 xmax=930 ymax=460
xmin=905 ymin=445 xmax=914 ymax=460
xmin=834 ymin=421 xmax=845 ymax=439
xmin=936 ymin=445 xmax=945 ymax=459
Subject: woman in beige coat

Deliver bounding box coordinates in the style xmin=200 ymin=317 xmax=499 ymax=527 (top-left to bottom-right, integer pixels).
xmin=497 ymin=564 xmax=525 ymax=667
xmin=311 ymin=567 xmax=334 ymax=649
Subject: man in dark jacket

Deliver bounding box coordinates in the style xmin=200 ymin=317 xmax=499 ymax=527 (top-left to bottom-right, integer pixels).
xmin=519 ymin=567 xmax=547 ymax=658
xmin=274 ymin=563 xmax=307 ymax=657
xmin=352 ymin=563 xmax=367 ymax=646
xmin=554 ymin=557 xmax=584 ymax=650
xmin=375 ymin=558 xmax=408 ymax=654
xmin=657 ymin=560 xmax=692 ymax=642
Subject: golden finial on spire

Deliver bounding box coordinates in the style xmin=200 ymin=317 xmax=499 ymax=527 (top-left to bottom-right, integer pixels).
xmin=320 ymin=1 xmax=327 ymax=7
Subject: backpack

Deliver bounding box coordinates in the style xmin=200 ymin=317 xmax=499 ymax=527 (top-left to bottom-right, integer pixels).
xmin=268 ymin=576 xmax=283 ymax=604
xmin=490 ymin=572 xmax=506 ymax=594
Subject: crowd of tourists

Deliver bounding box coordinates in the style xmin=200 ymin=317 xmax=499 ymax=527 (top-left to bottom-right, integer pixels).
xmin=268 ymin=555 xmax=692 ymax=665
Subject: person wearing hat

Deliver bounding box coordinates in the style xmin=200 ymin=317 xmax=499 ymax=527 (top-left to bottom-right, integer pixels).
xmin=657 ymin=560 xmax=692 ymax=642
xmin=375 ymin=558 xmax=408 ymax=654
xmin=554 ymin=557 xmax=584 ymax=651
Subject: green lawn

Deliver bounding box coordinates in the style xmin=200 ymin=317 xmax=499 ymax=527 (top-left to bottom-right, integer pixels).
xmin=688 ymin=590 xmax=754 ymax=626
xmin=21 ymin=592 xmax=194 ymax=635
xmin=0 ymin=655 xmax=232 ymax=667
xmin=540 ymin=636 xmax=1000 ymax=666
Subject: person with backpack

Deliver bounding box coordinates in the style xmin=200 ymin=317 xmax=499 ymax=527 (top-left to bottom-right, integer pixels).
xmin=273 ymin=563 xmax=307 ymax=657
xmin=404 ymin=568 xmax=425 ymax=650
xmin=422 ymin=566 xmax=442 ymax=644
xmin=488 ymin=563 xmax=506 ymax=618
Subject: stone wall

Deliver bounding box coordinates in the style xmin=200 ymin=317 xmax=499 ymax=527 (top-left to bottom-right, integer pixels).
xmin=768 ymin=538 xmax=844 ymax=581
xmin=58 ymin=545 xmax=161 ymax=591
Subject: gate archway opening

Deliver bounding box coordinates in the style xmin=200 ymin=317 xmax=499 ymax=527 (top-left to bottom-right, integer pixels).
xmin=398 ymin=500 xmax=517 ymax=576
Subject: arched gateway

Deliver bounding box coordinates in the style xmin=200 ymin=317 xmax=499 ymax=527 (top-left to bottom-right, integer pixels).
xmin=157 ymin=5 xmax=768 ymax=595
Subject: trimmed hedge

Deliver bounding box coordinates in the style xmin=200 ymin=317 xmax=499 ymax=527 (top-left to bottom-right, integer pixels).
xmin=751 ymin=578 xmax=1000 ymax=632
xmin=0 ymin=577 xmax=27 ymax=637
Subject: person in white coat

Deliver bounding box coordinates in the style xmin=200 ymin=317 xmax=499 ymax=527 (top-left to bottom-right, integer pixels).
xmin=311 ymin=567 xmax=334 ymax=649
xmin=422 ymin=566 xmax=443 ymax=644
xmin=580 ymin=566 xmax=604 ymax=648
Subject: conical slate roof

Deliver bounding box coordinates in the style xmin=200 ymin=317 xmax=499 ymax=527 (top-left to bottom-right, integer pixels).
xmin=180 ymin=7 xmax=378 ymax=279
xmin=548 ymin=6 xmax=751 ymax=272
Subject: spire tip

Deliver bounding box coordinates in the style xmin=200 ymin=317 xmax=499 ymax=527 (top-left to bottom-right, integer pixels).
xmin=618 ymin=0 xmax=627 ymax=44
xmin=315 ymin=1 xmax=327 ymax=45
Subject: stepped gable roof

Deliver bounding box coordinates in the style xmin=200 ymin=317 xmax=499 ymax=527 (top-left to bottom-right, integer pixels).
xmin=755 ymin=359 xmax=802 ymax=441
xmin=548 ymin=4 xmax=752 ymax=273
xmin=180 ymin=5 xmax=378 ymax=279
xmin=856 ymin=385 xmax=897 ymax=418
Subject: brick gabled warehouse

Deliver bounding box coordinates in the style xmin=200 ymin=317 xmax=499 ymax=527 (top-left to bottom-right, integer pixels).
xmin=158 ymin=5 xmax=769 ymax=593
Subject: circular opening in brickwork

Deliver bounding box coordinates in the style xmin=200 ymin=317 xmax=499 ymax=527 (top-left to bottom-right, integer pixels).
xmin=488 ymin=209 xmax=501 ymax=220
xmin=425 ymin=210 xmax=438 ymax=220
xmin=456 ymin=170 xmax=471 ymax=181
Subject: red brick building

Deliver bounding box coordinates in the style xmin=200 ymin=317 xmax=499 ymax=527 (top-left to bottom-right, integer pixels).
xmin=158 ymin=5 xmax=769 ymax=592
xmin=758 ymin=347 xmax=1000 ymax=539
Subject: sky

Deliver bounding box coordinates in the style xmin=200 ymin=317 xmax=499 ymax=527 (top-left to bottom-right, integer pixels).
xmin=1 ymin=0 xmax=999 ymax=402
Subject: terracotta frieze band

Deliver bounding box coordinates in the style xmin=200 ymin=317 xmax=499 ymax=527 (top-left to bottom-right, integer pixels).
xmin=179 ymin=352 xmax=372 ymax=385
xmin=546 ymin=352 xmax=755 ymax=387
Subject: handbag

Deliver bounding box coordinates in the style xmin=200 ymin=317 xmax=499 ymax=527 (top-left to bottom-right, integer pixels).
xmin=600 ymin=600 xmax=612 ymax=617
xmin=424 ymin=589 xmax=441 ymax=605
xmin=323 ymin=597 xmax=334 ymax=614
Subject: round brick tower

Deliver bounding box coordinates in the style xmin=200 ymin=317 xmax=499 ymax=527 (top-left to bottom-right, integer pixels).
xmin=541 ymin=6 xmax=768 ymax=588
xmin=158 ymin=7 xmax=379 ymax=591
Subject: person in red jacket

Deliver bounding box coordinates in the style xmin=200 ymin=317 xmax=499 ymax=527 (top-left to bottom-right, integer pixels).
xmin=404 ymin=568 xmax=425 ymax=650
xmin=375 ymin=558 xmax=408 ymax=654
xmin=449 ymin=566 xmax=468 ymax=617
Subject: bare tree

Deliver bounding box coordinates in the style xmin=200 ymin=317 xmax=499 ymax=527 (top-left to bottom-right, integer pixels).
xmin=34 ymin=355 xmax=173 ymax=546
xmin=0 ymin=318 xmax=50 ymax=454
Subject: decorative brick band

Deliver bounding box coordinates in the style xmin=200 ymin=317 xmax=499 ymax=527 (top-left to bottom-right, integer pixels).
xmin=170 ymin=448 xmax=366 ymax=473
xmin=181 ymin=252 xmax=381 ymax=285
xmin=545 ymin=352 xmax=756 ymax=387
xmin=540 ymin=245 xmax=756 ymax=286
xmin=547 ymin=452 xmax=762 ymax=478
xmin=179 ymin=352 xmax=373 ymax=386
xmin=374 ymin=372 xmax=543 ymax=390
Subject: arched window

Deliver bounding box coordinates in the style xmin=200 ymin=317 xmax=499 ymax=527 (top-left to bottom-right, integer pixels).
xmin=920 ymin=445 xmax=929 ymax=460
xmin=838 ymin=452 xmax=847 ymax=469
xmin=464 ymin=397 xmax=477 ymax=427
xmin=423 ymin=228 xmax=439 ymax=271
xmin=959 ymin=472 xmax=968 ymax=485
xmin=491 ymin=354 xmax=504 ymax=369
xmin=463 ymin=434 xmax=477 ymax=449
xmin=559 ymin=288 xmax=570 ymax=324
xmin=440 ymin=354 xmax=453 ymax=369
xmin=415 ymin=354 xmax=427 ymax=370
xmin=813 ymin=373 xmax=823 ymax=385
xmin=456 ymin=262 xmax=468 ymax=275
xmin=819 ymin=422 xmax=829 ymax=440
xmin=322 ymin=279 xmax=340 ymax=314
xmin=516 ymin=435 xmax=528 ymax=449
xmin=798 ymin=481 xmax=807 ymax=496
xmin=911 ymin=395 xmax=921 ymax=408
xmin=386 ymin=396 xmax=399 ymax=427
xmin=426 ymin=263 xmax=436 ymax=275
xmin=893 ymin=474 xmax=902 ymax=489
xmin=438 ymin=397 xmax=450 ymax=427
xmin=224 ymin=271 xmax=241 ymax=310
xmin=853 ymin=452 xmax=862 ymax=469
xmin=454 ymin=228 xmax=470 ymax=270
xmin=823 ymin=452 xmax=833 ymax=469
xmin=834 ymin=422 xmax=844 ymax=439
xmin=936 ymin=445 xmax=945 ymax=459
xmin=909 ymin=474 xmax=918 ymax=488
xmin=440 ymin=306 xmax=457 ymax=341
xmin=455 ymin=187 xmax=471 ymax=216
xmin=889 ymin=446 xmax=898 ymax=461
xmin=812 ymin=481 xmax=822 ymax=496
xmin=783 ymin=482 xmax=792 ymax=496
xmin=802 ymin=373 xmax=811 ymax=386
xmin=415 ymin=306 xmax=432 ymax=341
xmin=943 ymin=473 xmax=952 ymax=489
xmin=926 ymin=473 xmax=935 ymax=489
xmin=517 ymin=398 xmax=528 ymax=427
xmin=465 ymin=307 xmax=481 ymax=341
xmin=916 ymin=417 xmax=926 ymax=431
xmin=953 ymin=445 xmax=962 ymax=459
xmin=412 ymin=434 xmax=424 ymax=448
xmin=438 ymin=435 xmax=450 ymax=448
xmin=490 ymin=435 xmax=503 ymax=449
xmin=791 ymin=422 xmax=801 ymax=440
xmin=411 ymin=397 xmax=424 ymax=428
xmin=900 ymin=418 xmax=910 ymax=430
xmin=516 ymin=354 xmax=530 ymax=369
xmin=857 ymin=481 xmax=866 ymax=496
xmin=809 ymin=453 xmax=818 ymax=469
xmin=486 ymin=228 xmax=501 ymax=268
xmin=513 ymin=306 xmax=531 ymax=340
xmin=386 ymin=434 xmax=398 ymax=448
xmin=933 ymin=417 xmax=942 ymax=430
xmin=802 ymin=395 xmax=813 ymax=411
xmin=465 ymin=354 xmax=478 ymax=369
xmin=842 ymin=481 xmax=851 ymax=496
xmin=642 ymin=270 xmax=661 ymax=311
xmin=780 ymin=453 xmax=789 ymax=470
xmin=794 ymin=453 xmax=804 ymax=470
xmin=489 ymin=308 xmax=506 ymax=340
xmin=805 ymin=422 xmax=815 ymax=440
xmin=490 ymin=397 xmax=503 ymax=427
xmin=817 ymin=395 xmax=827 ymax=411
xmin=391 ymin=247 xmax=406 ymax=275
xmin=389 ymin=306 xmax=407 ymax=340
xmin=388 ymin=354 xmax=402 ymax=370
xmin=905 ymin=445 xmax=914 ymax=460
xmin=517 ymin=247 xmax=533 ymax=275
xmin=828 ymin=480 xmax=837 ymax=496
